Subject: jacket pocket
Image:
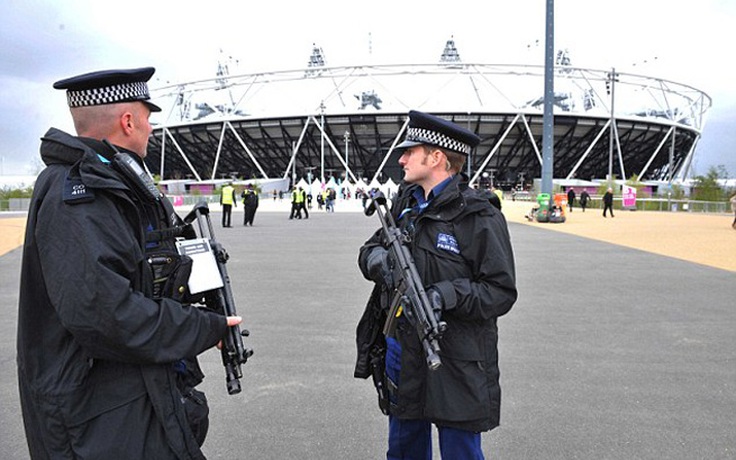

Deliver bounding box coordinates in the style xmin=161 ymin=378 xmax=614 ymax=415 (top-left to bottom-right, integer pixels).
xmin=424 ymin=354 xmax=490 ymax=422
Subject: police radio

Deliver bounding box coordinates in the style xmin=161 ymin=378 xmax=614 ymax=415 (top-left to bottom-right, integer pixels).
xmin=103 ymin=140 xmax=162 ymax=202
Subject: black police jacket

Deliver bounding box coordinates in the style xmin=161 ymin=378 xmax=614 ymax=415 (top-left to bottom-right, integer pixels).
xmin=357 ymin=174 xmax=517 ymax=432
xmin=17 ymin=128 xmax=227 ymax=459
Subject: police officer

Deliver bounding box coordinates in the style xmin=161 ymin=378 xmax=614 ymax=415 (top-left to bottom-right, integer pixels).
xmin=220 ymin=181 xmax=237 ymax=227
xmin=299 ymin=186 xmax=310 ymax=219
xmin=241 ymin=185 xmax=259 ymax=226
xmin=290 ymin=185 xmax=304 ymax=219
xmin=356 ymin=110 xmax=517 ymax=459
xmin=17 ymin=67 xmax=241 ymax=459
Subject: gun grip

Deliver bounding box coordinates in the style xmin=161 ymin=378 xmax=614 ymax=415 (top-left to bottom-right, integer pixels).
xmin=184 ymin=201 xmax=210 ymax=223
xmin=365 ymin=191 xmax=387 ymax=216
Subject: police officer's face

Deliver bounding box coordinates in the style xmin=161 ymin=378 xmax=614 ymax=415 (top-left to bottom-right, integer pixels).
xmin=128 ymin=102 xmax=153 ymax=158
xmin=399 ymin=145 xmax=434 ymax=184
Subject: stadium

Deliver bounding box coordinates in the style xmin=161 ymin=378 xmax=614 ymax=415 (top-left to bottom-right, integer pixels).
xmin=145 ymin=40 xmax=712 ymax=193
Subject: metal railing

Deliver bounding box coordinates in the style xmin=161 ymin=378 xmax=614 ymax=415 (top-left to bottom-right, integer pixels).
xmin=3 ymin=195 xmax=731 ymax=215
xmin=548 ymin=196 xmax=729 ymax=213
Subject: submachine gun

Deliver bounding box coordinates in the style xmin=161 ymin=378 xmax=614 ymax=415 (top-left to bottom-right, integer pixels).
xmin=365 ymin=192 xmax=446 ymax=370
xmin=182 ymin=201 xmax=253 ymax=395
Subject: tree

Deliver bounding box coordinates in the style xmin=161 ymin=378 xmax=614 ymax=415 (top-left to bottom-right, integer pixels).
xmin=0 ymin=186 xmax=33 ymax=199
xmin=597 ymin=176 xmax=617 ymax=196
xmin=625 ymin=174 xmax=649 ymax=198
xmin=691 ymin=165 xmax=728 ymax=201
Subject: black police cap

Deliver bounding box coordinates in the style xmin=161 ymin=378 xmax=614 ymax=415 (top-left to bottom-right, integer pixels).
xmin=395 ymin=110 xmax=481 ymax=155
xmin=53 ymin=67 xmax=161 ymax=112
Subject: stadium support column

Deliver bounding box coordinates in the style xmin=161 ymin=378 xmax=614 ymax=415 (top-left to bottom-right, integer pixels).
xmin=607 ymin=68 xmax=617 ymax=187
xmin=320 ymin=101 xmax=325 ymax=183
xmin=292 ymin=141 xmax=297 ymax=186
xmin=668 ymin=126 xmax=676 ymax=184
xmin=541 ymin=0 xmax=554 ymax=195
xmin=344 ymin=130 xmax=350 ymax=185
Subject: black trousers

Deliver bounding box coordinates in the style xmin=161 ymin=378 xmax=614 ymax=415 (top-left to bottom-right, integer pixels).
xmin=243 ymin=207 xmax=257 ymax=225
xmin=222 ymin=204 xmax=233 ymax=226
xmin=290 ymin=203 xmax=301 ymax=219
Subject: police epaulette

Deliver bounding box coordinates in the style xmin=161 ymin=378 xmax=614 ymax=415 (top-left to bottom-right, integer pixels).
xmin=63 ymin=171 xmax=95 ymax=204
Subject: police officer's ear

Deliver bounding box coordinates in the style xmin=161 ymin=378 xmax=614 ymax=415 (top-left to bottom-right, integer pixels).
xmin=120 ymin=111 xmax=134 ymax=134
xmin=430 ymin=149 xmax=449 ymax=170
xmin=426 ymin=148 xmax=439 ymax=167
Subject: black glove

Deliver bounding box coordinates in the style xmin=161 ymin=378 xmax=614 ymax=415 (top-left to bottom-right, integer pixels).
xmin=366 ymin=247 xmax=395 ymax=289
xmin=426 ymin=287 xmax=444 ymax=323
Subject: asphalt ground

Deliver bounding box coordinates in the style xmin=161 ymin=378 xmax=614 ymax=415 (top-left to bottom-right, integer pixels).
xmin=1 ymin=206 xmax=734 ymax=459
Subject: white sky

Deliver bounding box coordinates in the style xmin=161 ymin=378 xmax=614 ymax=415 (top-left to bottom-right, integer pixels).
xmin=2 ymin=0 xmax=735 ymax=177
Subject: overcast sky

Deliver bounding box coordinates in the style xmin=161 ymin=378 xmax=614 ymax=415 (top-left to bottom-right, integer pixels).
xmin=2 ymin=0 xmax=735 ymax=177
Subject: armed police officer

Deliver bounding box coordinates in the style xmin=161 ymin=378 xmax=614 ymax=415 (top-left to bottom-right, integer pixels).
xmin=356 ymin=110 xmax=517 ymax=459
xmin=241 ymin=185 xmax=259 ymax=226
xmin=17 ymin=67 xmax=242 ymax=459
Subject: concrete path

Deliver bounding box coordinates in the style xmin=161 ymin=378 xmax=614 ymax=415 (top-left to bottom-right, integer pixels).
xmin=1 ymin=205 xmax=734 ymax=459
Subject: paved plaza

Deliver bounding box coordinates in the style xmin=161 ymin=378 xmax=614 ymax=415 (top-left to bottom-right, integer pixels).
xmin=0 ymin=205 xmax=734 ymax=459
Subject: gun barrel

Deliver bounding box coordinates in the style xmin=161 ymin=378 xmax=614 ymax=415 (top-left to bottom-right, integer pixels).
xmin=368 ymin=196 xmax=446 ymax=370
xmin=426 ymin=350 xmax=442 ymax=370
xmin=189 ymin=202 xmax=252 ymax=394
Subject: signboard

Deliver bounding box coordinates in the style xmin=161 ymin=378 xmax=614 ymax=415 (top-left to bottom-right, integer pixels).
xmin=622 ymin=186 xmax=637 ymax=208
xmin=175 ymin=238 xmax=224 ymax=294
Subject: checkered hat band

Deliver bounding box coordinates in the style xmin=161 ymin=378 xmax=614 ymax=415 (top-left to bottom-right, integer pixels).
xmin=406 ymin=127 xmax=472 ymax=155
xmin=66 ymin=82 xmax=150 ymax=107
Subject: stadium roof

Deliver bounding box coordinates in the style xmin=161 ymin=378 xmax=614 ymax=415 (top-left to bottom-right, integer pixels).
xmin=145 ymin=41 xmax=711 ymax=188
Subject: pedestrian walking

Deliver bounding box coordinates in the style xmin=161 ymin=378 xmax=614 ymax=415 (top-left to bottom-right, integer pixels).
xmin=567 ymin=188 xmax=576 ymax=212
xmin=580 ymin=189 xmax=590 ymax=212
xmin=603 ymin=187 xmax=615 ymax=218
xmin=299 ymin=187 xmax=310 ymax=218
xmin=290 ymin=186 xmax=304 ymax=219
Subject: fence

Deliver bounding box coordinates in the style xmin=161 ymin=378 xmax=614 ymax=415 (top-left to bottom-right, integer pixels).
xmin=1 ymin=198 xmax=31 ymax=212
xmin=0 ymin=196 xmax=221 ymax=213
xmin=507 ymin=193 xmax=730 ymax=214
xmin=579 ymin=197 xmax=729 ymax=213
xmin=2 ymin=195 xmax=732 ymax=215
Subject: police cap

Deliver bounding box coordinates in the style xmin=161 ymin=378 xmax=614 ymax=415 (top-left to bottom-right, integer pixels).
xmin=53 ymin=67 xmax=161 ymax=112
xmin=395 ymin=110 xmax=481 ymax=156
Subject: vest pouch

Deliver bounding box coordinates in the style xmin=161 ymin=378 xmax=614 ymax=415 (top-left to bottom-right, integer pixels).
xmin=147 ymin=252 xmax=193 ymax=303
xmin=174 ymin=357 xmax=209 ymax=446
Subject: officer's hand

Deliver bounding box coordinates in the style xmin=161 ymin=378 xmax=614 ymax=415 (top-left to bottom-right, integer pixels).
xmin=227 ymin=316 xmax=242 ymax=327
xmin=217 ymin=316 xmax=243 ymax=349
xmin=366 ymin=247 xmax=395 ymax=289
xmin=426 ymin=288 xmax=444 ymax=323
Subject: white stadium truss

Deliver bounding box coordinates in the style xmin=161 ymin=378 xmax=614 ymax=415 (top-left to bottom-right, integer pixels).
xmin=146 ymin=45 xmax=711 ymax=189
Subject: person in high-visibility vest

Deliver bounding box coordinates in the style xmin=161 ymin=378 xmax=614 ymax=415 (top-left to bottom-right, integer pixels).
xmin=299 ymin=187 xmax=309 ymax=219
xmin=289 ymin=186 xmax=304 ymax=219
xmin=220 ymin=182 xmax=236 ymax=227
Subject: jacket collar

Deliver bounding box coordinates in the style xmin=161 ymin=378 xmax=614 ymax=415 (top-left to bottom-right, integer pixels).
xmin=40 ymin=128 xmax=131 ymax=193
